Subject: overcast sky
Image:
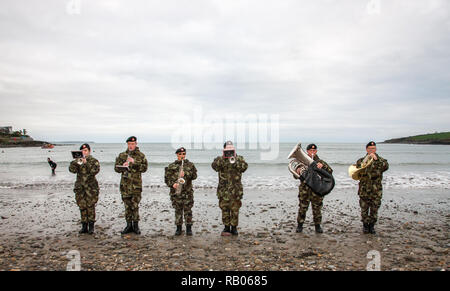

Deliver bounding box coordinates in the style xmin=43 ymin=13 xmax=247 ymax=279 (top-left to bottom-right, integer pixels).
xmin=0 ymin=0 xmax=449 ymax=143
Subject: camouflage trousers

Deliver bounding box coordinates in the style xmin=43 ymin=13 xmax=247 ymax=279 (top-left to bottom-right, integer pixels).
xmin=359 ymin=193 xmax=382 ymax=224
xmin=297 ymin=186 xmax=323 ymax=225
xmin=75 ymin=191 xmax=99 ymax=223
xmin=171 ymin=196 xmax=194 ymax=226
xmin=219 ymin=198 xmax=242 ymax=227
xmin=122 ymin=193 xmax=141 ymax=222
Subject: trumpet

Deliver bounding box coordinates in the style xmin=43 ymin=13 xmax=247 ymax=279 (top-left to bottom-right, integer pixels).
xmin=175 ymin=159 xmax=186 ymax=194
xmin=71 ymin=151 xmax=84 ymax=165
xmin=229 ymin=156 xmax=236 ymax=164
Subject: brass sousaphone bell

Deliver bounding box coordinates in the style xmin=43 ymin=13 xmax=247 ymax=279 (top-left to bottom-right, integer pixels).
xmin=287 ymin=142 xmax=314 ymax=179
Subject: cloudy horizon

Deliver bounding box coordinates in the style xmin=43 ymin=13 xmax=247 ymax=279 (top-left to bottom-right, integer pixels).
xmin=0 ymin=0 xmax=449 ymax=143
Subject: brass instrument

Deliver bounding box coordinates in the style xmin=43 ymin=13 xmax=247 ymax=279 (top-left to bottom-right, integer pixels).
xmin=348 ymin=155 xmax=374 ymax=180
xmin=175 ymin=159 xmax=185 ymax=194
xmin=71 ymin=151 xmax=84 ymax=165
xmin=287 ymin=142 xmax=314 ymax=179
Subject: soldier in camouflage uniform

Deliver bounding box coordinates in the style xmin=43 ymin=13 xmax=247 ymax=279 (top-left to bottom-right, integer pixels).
xmin=356 ymin=141 xmax=389 ymax=234
xmin=295 ymin=144 xmax=333 ymax=234
xmin=211 ymin=141 xmax=248 ymax=236
xmin=164 ymin=147 xmax=197 ymax=236
xmin=69 ymin=144 xmax=100 ymax=234
xmin=114 ymin=136 xmax=148 ymax=235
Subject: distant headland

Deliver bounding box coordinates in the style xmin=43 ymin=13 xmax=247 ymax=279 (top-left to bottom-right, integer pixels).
xmin=383 ymin=132 xmax=450 ymax=145
xmin=0 ymin=126 xmax=49 ymax=148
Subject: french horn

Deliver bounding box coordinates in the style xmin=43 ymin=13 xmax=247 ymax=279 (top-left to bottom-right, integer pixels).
xmin=348 ymin=155 xmax=374 ymax=180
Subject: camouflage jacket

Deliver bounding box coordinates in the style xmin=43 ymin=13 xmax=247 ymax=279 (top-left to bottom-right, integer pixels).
xmin=114 ymin=147 xmax=148 ymax=195
xmin=298 ymin=155 xmax=333 ymax=191
xmin=164 ymin=159 xmax=197 ymax=197
xmin=69 ymin=155 xmax=100 ymax=193
xmin=356 ymin=153 xmax=389 ymax=188
xmin=211 ymin=155 xmax=248 ymax=201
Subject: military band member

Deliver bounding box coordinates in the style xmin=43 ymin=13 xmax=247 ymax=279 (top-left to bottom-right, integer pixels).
xmin=211 ymin=141 xmax=248 ymax=236
xmin=69 ymin=144 xmax=100 ymax=234
xmin=164 ymin=147 xmax=198 ymax=236
xmin=356 ymin=141 xmax=389 ymax=234
xmin=114 ymin=136 xmax=148 ymax=235
xmin=296 ymin=144 xmax=333 ymax=234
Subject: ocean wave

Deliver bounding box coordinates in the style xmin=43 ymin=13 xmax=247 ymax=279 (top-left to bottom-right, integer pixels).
xmin=1 ymin=172 xmax=449 ymax=190
xmin=2 ymin=161 xmax=449 ymax=167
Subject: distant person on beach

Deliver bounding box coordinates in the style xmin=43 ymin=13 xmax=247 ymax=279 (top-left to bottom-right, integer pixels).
xmin=212 ymin=141 xmax=248 ymax=236
xmin=295 ymin=144 xmax=333 ymax=234
xmin=164 ymin=147 xmax=197 ymax=236
xmin=69 ymin=144 xmax=101 ymax=235
xmin=47 ymin=158 xmax=57 ymax=175
xmin=355 ymin=141 xmax=389 ymax=234
xmin=114 ymin=136 xmax=148 ymax=235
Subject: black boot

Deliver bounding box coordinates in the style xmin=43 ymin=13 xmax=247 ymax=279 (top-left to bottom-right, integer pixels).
xmin=88 ymin=221 xmax=95 ymax=234
xmin=175 ymin=225 xmax=182 ymax=236
xmin=363 ymin=223 xmax=370 ymax=234
xmin=315 ymin=224 xmax=323 ymax=234
xmin=231 ymin=226 xmax=238 ymax=236
xmin=369 ymin=223 xmax=376 ymax=234
xmin=121 ymin=222 xmax=133 ymax=234
xmin=296 ymin=223 xmax=303 ymax=233
xmin=132 ymin=221 xmax=141 ymax=235
xmin=223 ymin=225 xmax=231 ymax=233
xmin=79 ymin=222 xmax=88 ymax=234
xmin=186 ymin=224 xmax=193 ymax=236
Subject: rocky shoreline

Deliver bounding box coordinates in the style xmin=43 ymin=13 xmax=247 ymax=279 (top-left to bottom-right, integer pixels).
xmin=0 ymin=188 xmax=448 ymax=271
xmin=0 ymin=140 xmax=48 ymax=148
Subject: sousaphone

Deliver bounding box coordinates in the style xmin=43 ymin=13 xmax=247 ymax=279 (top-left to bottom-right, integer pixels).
xmin=288 ymin=142 xmax=335 ymax=196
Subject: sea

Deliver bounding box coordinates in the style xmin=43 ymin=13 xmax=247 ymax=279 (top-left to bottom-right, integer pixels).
xmin=0 ymin=143 xmax=449 ymax=192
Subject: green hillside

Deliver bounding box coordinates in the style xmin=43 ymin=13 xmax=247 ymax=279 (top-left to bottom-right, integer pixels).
xmin=384 ymin=132 xmax=450 ymax=145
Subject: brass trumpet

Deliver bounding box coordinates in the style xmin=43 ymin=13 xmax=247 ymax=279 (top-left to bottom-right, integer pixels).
xmin=71 ymin=151 xmax=84 ymax=165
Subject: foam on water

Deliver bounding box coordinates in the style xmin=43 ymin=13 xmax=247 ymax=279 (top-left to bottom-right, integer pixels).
xmin=1 ymin=143 xmax=449 ymax=191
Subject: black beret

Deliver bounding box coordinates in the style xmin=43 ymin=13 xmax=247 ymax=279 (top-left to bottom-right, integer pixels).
xmin=80 ymin=143 xmax=90 ymax=151
xmin=366 ymin=141 xmax=376 ymax=148
xmin=223 ymin=141 xmax=233 ymax=148
xmin=126 ymin=136 xmax=137 ymax=143
xmin=306 ymin=144 xmax=317 ymax=150
xmin=175 ymin=147 xmax=186 ymax=154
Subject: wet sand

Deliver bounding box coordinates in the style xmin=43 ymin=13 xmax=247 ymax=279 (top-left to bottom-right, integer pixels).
xmin=0 ymin=186 xmax=448 ymax=271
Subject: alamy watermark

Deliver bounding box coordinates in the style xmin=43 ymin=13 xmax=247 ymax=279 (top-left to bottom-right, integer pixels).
xmin=170 ymin=106 xmax=280 ymax=160
xmin=66 ymin=250 xmax=81 ymax=271
xmin=66 ymin=0 xmax=82 ymax=15
xmin=366 ymin=250 xmax=381 ymax=271
xmin=366 ymin=0 xmax=381 ymax=15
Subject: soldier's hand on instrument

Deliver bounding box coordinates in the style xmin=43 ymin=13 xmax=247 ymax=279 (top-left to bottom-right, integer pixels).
xmin=81 ymin=158 xmax=87 ymax=164
xmin=173 ymin=183 xmax=178 ymax=189
xmin=296 ymin=168 xmax=302 ymax=175
xmin=317 ymin=163 xmax=323 ymax=169
xmin=127 ymin=157 xmax=135 ymax=163
xmin=123 ymin=161 xmax=129 ymax=167
xmin=370 ymin=153 xmax=378 ymax=160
